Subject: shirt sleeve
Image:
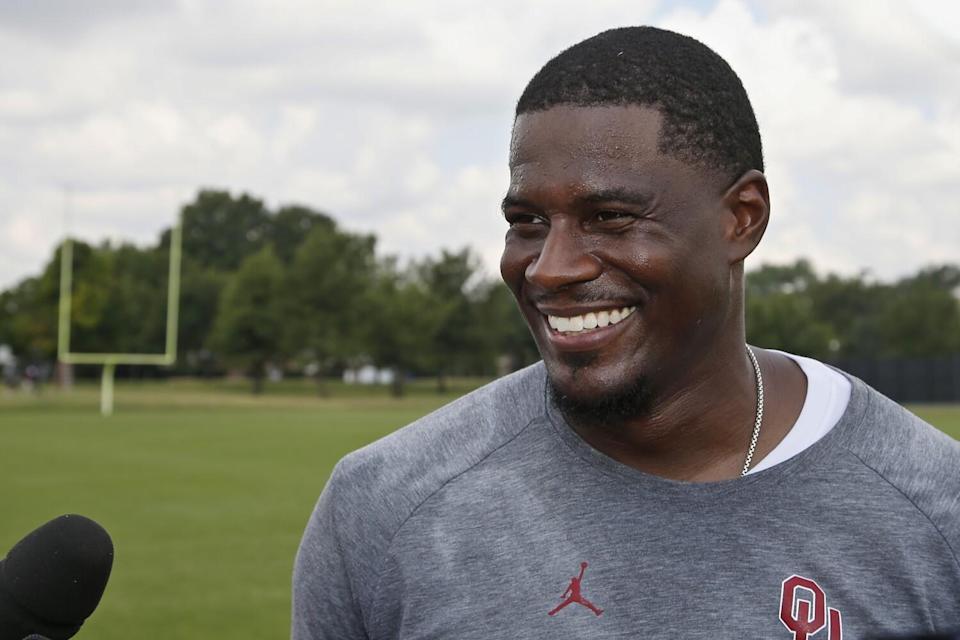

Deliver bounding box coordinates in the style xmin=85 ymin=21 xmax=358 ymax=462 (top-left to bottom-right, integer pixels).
xmin=292 ymin=463 xmax=369 ymax=640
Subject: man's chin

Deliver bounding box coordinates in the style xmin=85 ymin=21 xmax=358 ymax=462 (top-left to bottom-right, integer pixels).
xmin=546 ymin=366 xmax=652 ymax=426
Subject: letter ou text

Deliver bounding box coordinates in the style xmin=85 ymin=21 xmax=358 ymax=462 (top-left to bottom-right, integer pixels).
xmin=779 ymin=575 xmax=842 ymax=640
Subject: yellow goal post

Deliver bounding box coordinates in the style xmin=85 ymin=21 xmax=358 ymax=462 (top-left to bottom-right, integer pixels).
xmin=57 ymin=221 xmax=182 ymax=415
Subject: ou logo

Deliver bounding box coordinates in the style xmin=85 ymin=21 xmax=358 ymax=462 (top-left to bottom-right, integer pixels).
xmin=779 ymin=575 xmax=843 ymax=640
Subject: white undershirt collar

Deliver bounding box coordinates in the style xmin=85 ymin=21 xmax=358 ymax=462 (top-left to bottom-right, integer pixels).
xmin=745 ymin=351 xmax=852 ymax=475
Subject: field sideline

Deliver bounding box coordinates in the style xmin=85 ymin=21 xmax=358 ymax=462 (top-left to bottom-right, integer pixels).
xmin=1 ymin=380 xmax=958 ymax=639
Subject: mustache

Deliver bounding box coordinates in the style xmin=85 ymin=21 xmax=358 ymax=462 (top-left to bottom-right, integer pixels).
xmin=528 ymin=288 xmax=642 ymax=307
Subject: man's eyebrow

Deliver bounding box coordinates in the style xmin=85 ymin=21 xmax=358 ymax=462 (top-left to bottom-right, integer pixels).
xmin=576 ymin=188 xmax=655 ymax=208
xmin=501 ymin=189 xmax=654 ymax=212
xmin=500 ymin=195 xmax=535 ymax=212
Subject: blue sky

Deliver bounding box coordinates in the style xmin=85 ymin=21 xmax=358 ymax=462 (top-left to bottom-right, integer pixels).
xmin=1 ymin=0 xmax=957 ymax=290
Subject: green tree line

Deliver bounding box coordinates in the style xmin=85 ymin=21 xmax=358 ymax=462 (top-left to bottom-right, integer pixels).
xmin=0 ymin=190 xmax=538 ymax=393
xmin=1 ymin=190 xmax=958 ymax=392
xmin=745 ymin=259 xmax=960 ymax=360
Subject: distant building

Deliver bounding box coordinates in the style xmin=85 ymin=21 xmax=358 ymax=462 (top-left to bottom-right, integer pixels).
xmin=342 ymin=365 xmax=395 ymax=385
xmin=0 ymin=344 xmax=15 ymax=387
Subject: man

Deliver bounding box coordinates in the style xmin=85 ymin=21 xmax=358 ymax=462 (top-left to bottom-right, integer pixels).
xmin=293 ymin=27 xmax=960 ymax=639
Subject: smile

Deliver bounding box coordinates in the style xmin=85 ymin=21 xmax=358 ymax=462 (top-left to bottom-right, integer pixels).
xmin=545 ymin=306 xmax=636 ymax=334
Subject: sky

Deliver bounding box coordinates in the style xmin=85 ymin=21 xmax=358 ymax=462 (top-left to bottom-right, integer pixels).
xmin=1 ymin=0 xmax=958 ymax=291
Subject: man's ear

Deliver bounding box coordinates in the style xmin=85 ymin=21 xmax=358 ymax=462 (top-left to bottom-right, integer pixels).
xmin=722 ymin=169 xmax=770 ymax=264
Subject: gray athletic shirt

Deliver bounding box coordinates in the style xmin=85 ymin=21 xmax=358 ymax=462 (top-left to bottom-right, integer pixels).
xmin=292 ymin=362 xmax=960 ymax=639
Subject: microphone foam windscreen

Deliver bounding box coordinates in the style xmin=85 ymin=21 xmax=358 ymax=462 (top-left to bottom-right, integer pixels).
xmin=0 ymin=514 xmax=113 ymax=640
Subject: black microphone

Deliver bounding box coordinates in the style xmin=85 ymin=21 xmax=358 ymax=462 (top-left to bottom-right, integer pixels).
xmin=0 ymin=514 xmax=113 ymax=640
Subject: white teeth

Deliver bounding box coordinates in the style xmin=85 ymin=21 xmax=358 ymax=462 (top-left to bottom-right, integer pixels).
xmin=546 ymin=306 xmax=636 ymax=334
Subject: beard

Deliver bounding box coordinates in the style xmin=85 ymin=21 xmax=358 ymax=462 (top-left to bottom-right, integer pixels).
xmin=547 ymin=353 xmax=654 ymax=427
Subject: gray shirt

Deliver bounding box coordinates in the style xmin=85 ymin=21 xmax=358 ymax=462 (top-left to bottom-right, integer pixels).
xmin=292 ymin=362 xmax=960 ymax=638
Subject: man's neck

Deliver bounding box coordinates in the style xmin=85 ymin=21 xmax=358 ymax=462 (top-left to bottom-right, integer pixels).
xmin=559 ymin=345 xmax=805 ymax=482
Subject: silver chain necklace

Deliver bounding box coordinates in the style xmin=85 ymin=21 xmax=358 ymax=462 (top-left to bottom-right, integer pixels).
xmin=740 ymin=345 xmax=764 ymax=477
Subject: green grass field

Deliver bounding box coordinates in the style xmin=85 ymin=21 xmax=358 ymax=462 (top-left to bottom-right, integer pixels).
xmin=1 ymin=380 xmax=958 ymax=639
xmin=0 ymin=379 xmax=478 ymax=639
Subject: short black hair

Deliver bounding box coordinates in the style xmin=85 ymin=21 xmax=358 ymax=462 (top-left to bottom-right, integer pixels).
xmin=516 ymin=26 xmax=763 ymax=179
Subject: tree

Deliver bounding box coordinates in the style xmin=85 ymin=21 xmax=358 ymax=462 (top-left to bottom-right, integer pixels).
xmin=745 ymin=260 xmax=834 ymax=357
xmin=362 ymin=262 xmax=438 ymax=396
xmin=415 ymin=248 xmax=488 ymax=391
xmin=807 ymin=273 xmax=884 ymax=358
xmin=74 ymin=242 xmax=169 ymax=357
xmin=473 ymin=282 xmax=539 ymax=373
xmin=0 ymin=241 xmax=113 ymax=362
xmin=176 ymin=259 xmax=226 ymax=374
xmin=282 ymin=224 xmax=377 ymax=392
xmin=209 ymin=248 xmax=285 ymax=393
xmin=0 ymin=274 xmax=58 ymax=362
xmin=180 ymin=190 xmax=272 ymax=271
xmin=747 ymin=261 xmax=960 ymax=359
xmin=876 ymin=268 xmax=960 ymax=357
xmin=746 ymin=259 xmax=818 ymax=297
xmin=269 ymin=205 xmax=336 ymax=264
xmin=745 ymin=291 xmax=835 ymax=359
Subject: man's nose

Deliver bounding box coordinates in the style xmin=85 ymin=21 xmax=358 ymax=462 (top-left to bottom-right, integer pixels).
xmin=525 ymin=222 xmax=602 ymax=290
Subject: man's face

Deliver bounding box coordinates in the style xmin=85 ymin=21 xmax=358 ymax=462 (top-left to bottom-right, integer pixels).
xmin=500 ymin=105 xmax=735 ymax=416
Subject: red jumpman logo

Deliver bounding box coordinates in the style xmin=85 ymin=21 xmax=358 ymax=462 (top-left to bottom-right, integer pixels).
xmin=548 ymin=561 xmax=604 ymax=617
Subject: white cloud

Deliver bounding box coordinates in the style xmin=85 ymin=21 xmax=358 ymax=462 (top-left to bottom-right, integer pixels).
xmin=0 ymin=0 xmax=957 ymax=293
xmin=661 ymin=0 xmax=960 ymax=279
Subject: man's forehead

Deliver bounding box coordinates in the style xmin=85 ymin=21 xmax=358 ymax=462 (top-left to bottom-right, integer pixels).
xmin=507 ymin=104 xmax=731 ymax=198
xmin=509 ymin=104 xmax=664 ymax=168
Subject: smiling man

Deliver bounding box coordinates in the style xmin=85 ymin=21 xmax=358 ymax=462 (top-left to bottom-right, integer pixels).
xmin=293 ymin=27 xmax=960 ymax=639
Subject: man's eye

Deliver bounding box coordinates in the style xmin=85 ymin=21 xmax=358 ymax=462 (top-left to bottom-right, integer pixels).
xmin=507 ymin=213 xmax=546 ymax=226
xmin=595 ymin=210 xmax=632 ymax=222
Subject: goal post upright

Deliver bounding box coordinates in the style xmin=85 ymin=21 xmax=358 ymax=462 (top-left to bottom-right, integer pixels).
xmin=57 ymin=220 xmax=183 ymax=415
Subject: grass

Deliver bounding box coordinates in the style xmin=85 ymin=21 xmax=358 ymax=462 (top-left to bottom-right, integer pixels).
xmin=909 ymin=405 xmax=960 ymax=439
xmin=0 ymin=380 xmax=474 ymax=639
xmin=0 ymin=380 xmax=958 ymax=639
